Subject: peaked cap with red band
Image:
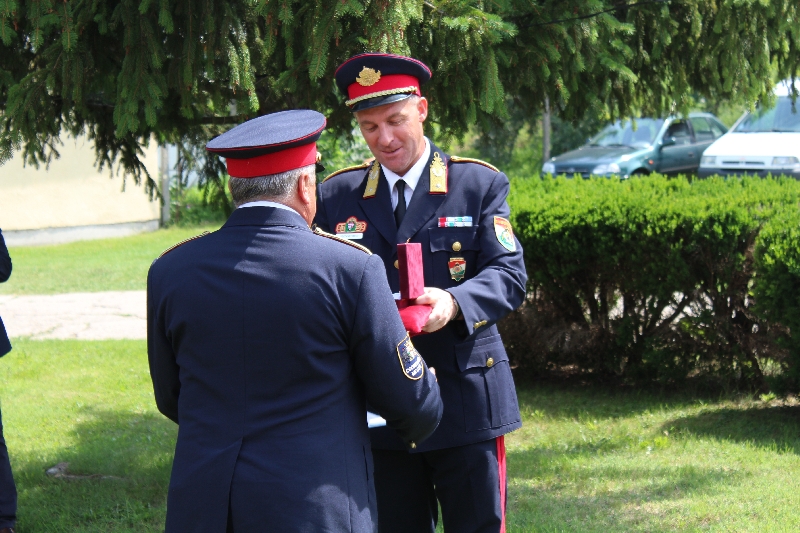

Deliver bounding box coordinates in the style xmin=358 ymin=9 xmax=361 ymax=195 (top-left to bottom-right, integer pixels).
xmin=335 ymin=53 xmax=432 ymax=112
xmin=206 ymin=109 xmax=326 ymax=179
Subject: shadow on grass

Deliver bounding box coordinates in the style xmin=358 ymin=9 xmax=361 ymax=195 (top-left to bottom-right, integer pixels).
xmin=515 ymin=378 xmax=715 ymax=422
xmin=661 ymin=405 xmax=800 ymax=454
xmin=506 ymin=447 xmax=748 ymax=533
xmin=16 ymin=408 xmax=176 ymax=533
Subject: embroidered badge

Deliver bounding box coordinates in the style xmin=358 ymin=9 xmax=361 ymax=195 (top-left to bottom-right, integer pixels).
xmin=363 ymin=160 xmax=380 ymax=198
xmin=356 ymin=67 xmax=381 ymax=86
xmin=449 ymin=257 xmax=466 ymax=281
xmin=429 ymin=152 xmax=447 ymax=194
xmin=335 ymin=216 xmax=367 ymax=234
xmin=397 ymin=334 xmax=424 ymax=380
xmin=494 ymin=216 xmax=516 ymax=252
xmin=335 ymin=216 xmax=367 ymax=239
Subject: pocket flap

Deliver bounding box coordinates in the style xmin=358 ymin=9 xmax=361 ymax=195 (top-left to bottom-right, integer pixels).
xmin=454 ymin=334 xmax=508 ymax=372
xmin=429 ymin=227 xmax=479 ymax=253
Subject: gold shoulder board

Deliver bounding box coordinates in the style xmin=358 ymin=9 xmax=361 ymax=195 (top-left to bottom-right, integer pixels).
xmin=313 ymin=227 xmax=372 ymax=255
xmin=323 ymin=161 xmax=372 ymax=183
xmin=158 ymin=231 xmax=210 ymax=258
xmin=449 ymin=156 xmax=499 ymax=173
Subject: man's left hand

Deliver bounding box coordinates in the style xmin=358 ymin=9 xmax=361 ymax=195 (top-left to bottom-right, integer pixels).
xmin=415 ymin=287 xmax=458 ymax=333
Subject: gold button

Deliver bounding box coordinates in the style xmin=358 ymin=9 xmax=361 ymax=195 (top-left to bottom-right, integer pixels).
xmin=410 ymin=441 xmax=417 ymax=449
xmin=394 ymin=260 xmax=399 ymax=269
xmin=486 ymin=357 xmax=494 ymax=368
xmin=452 ymin=241 xmax=462 ymax=252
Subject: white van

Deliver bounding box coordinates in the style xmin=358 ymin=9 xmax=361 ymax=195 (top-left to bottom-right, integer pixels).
xmin=698 ymin=80 xmax=800 ymax=179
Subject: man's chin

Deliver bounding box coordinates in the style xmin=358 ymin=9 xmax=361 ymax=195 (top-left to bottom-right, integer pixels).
xmin=378 ymin=158 xmax=409 ymax=175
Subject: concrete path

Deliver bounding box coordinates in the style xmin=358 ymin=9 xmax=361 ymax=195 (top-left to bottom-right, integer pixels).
xmin=0 ymin=291 xmax=146 ymax=340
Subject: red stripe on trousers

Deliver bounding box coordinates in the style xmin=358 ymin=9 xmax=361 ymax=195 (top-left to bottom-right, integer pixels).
xmin=497 ymin=435 xmax=506 ymax=533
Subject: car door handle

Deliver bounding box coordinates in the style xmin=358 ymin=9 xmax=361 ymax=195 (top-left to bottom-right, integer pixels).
xmin=688 ymin=152 xmax=695 ymax=157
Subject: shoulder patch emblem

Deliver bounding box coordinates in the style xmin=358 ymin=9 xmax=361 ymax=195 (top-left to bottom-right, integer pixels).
xmin=158 ymin=231 xmax=210 ymax=258
xmin=313 ymin=226 xmax=372 ymax=254
xmin=323 ymin=161 xmax=371 ymax=183
xmin=449 ymin=156 xmax=499 ymax=173
xmin=493 ymin=216 xmax=516 ymax=252
xmin=397 ymin=334 xmax=424 ymax=380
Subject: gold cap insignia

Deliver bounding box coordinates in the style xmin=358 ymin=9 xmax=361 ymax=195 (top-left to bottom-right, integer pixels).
xmin=356 ymin=67 xmax=381 ymax=87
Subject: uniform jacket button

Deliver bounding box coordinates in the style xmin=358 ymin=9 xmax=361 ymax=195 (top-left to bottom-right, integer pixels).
xmin=486 ymin=357 xmax=494 ymax=368
xmin=409 ymin=441 xmax=417 ymax=449
xmin=394 ymin=260 xmax=399 ymax=269
xmin=452 ymin=241 xmax=462 ymax=252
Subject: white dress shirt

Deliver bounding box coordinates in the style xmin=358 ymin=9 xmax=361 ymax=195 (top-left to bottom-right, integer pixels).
xmin=238 ymin=200 xmax=301 ymax=217
xmin=382 ymin=138 xmax=432 ymax=211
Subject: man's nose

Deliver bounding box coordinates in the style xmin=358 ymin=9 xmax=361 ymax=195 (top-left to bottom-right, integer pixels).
xmin=377 ymin=125 xmax=394 ymax=147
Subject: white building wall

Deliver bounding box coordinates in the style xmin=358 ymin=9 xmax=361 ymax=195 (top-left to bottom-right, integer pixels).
xmin=0 ymin=134 xmax=161 ymax=245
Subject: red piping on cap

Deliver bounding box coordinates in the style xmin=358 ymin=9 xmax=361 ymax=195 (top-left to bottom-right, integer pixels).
xmin=225 ymin=143 xmax=317 ymax=178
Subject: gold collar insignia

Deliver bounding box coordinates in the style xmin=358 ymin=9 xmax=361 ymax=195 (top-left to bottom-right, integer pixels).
xmin=363 ymin=160 xmax=381 ymax=198
xmin=429 ymin=152 xmax=447 ymax=194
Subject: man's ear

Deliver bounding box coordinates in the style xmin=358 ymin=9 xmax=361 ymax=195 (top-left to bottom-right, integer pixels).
xmin=417 ymin=97 xmax=428 ymax=123
xmin=298 ymin=172 xmax=315 ymax=204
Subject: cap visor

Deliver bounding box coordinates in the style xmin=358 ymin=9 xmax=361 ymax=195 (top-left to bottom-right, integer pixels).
xmin=351 ymin=93 xmax=414 ymax=112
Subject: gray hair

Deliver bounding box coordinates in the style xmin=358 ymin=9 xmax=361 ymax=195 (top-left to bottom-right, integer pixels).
xmin=229 ymin=164 xmax=314 ymax=207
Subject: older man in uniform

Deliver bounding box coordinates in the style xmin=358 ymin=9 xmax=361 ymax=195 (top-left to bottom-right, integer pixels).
xmin=0 ymin=229 xmax=15 ymax=533
xmin=148 ymin=109 xmax=443 ymax=533
xmin=315 ymin=54 xmax=527 ymax=533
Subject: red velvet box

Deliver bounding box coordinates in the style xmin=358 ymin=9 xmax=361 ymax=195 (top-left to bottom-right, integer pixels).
xmin=396 ymin=243 xmax=430 ymax=336
xmin=397 ymin=243 xmax=424 ymax=300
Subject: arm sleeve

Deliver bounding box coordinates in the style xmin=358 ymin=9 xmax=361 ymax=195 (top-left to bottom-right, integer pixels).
xmin=147 ymin=265 xmax=181 ymax=424
xmin=446 ymin=171 xmax=527 ymax=335
xmin=0 ymin=231 xmax=11 ymax=283
xmin=350 ymin=254 xmax=443 ymax=445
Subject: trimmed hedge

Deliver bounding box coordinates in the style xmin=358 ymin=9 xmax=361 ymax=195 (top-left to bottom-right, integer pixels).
xmin=503 ymin=175 xmax=800 ymax=390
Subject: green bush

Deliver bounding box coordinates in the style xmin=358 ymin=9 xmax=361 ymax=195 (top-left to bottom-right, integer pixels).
xmin=170 ymin=184 xmax=231 ymax=227
xmin=504 ymin=174 xmax=800 ymax=390
xmin=753 ymin=207 xmax=800 ymax=390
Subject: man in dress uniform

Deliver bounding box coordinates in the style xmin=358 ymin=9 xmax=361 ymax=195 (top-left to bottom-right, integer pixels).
xmin=0 ymin=229 xmax=16 ymax=533
xmin=147 ymin=109 xmax=443 ymax=533
xmin=315 ymin=54 xmax=528 ymax=533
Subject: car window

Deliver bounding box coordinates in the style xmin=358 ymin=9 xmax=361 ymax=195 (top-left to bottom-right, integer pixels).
xmin=588 ymin=118 xmax=664 ymax=148
xmin=708 ymin=118 xmax=727 ymax=138
xmin=665 ymin=120 xmax=693 ymax=145
xmin=734 ymin=97 xmax=800 ymax=132
xmin=689 ymin=117 xmax=715 ymax=142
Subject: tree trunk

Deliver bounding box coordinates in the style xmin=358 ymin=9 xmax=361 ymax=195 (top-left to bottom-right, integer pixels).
xmin=160 ymin=145 xmax=171 ymax=226
xmin=543 ymin=95 xmax=551 ymax=162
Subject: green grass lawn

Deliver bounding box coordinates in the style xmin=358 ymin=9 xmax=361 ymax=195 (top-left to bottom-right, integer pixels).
xmin=0 ymin=225 xmax=221 ymax=294
xmin=2 ymin=339 xmax=800 ymax=532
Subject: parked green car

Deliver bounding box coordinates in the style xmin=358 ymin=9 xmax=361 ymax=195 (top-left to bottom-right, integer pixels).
xmin=541 ymin=113 xmax=728 ymax=178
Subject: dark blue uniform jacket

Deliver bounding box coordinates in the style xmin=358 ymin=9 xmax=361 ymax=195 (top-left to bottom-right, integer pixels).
xmin=148 ymin=207 xmax=442 ymax=533
xmin=316 ymin=143 xmax=527 ymax=452
xmin=0 ymin=231 xmax=11 ymax=357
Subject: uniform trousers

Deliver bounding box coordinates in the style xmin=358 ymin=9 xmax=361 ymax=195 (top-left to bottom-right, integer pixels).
xmin=0 ymin=406 xmax=17 ymax=529
xmin=373 ymin=437 xmax=506 ymax=533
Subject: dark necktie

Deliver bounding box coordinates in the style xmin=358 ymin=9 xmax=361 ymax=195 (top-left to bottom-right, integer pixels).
xmin=394 ymin=180 xmax=407 ymax=228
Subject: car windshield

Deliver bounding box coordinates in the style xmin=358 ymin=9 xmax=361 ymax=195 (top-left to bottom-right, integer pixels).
xmin=734 ymin=97 xmax=800 ymax=133
xmin=587 ymin=119 xmax=664 ymax=148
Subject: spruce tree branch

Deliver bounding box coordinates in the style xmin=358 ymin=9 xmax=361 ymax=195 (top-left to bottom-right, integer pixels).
xmin=519 ymin=0 xmax=671 ymax=29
